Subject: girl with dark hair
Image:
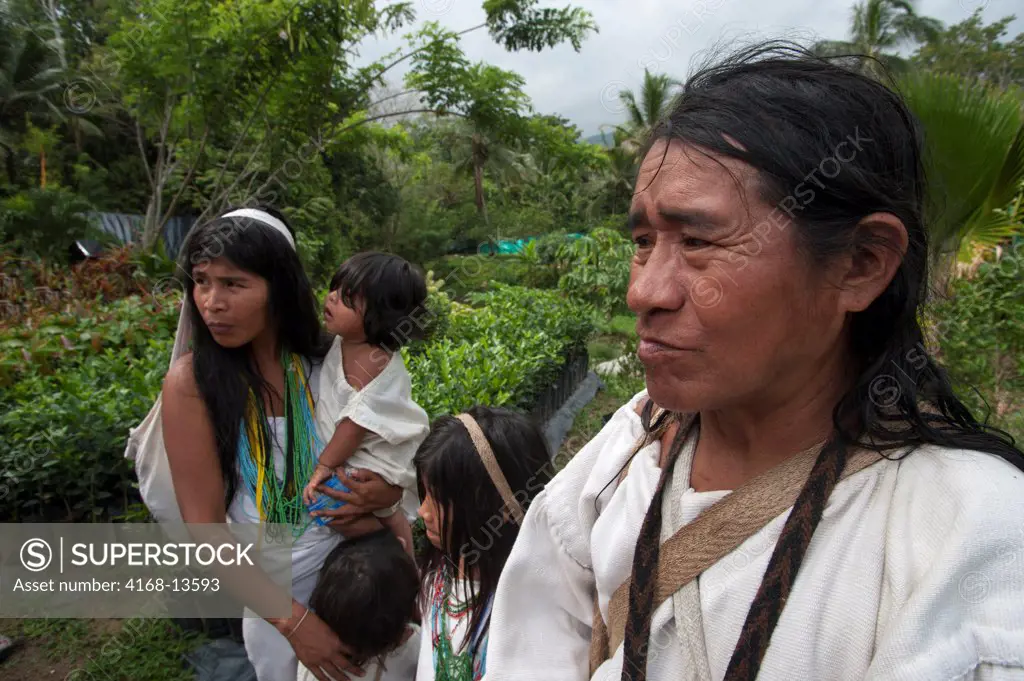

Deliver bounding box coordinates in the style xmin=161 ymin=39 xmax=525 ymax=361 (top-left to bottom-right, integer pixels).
xmin=302 ymin=252 xmax=431 ymax=559
xmin=487 ymin=43 xmax=1024 ymax=681
xmin=297 ymin=530 xmax=421 ymax=681
xmin=160 ymin=207 xmax=409 ymax=681
xmin=414 ymin=406 xmax=553 ymax=681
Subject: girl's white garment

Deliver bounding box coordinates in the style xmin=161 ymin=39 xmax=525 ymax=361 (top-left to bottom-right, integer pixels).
xmin=296 ymin=624 xmax=421 ymax=681
xmin=486 ymin=389 xmax=1024 ymax=681
xmin=315 ymin=336 xmax=429 ymax=519
xmin=416 ymin=577 xmax=486 ymax=681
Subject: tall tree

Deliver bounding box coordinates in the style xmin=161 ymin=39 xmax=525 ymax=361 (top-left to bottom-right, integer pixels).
xmin=614 ymin=69 xmax=680 ymax=149
xmin=99 ymin=0 xmax=596 ymax=250
xmin=912 ymin=9 xmax=1024 ymax=90
xmin=0 ymin=5 xmax=66 ymax=185
xmin=815 ymin=0 xmax=942 ymax=77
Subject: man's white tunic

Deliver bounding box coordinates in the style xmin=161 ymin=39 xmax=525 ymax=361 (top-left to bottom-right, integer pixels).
xmin=486 ymin=391 xmax=1024 ymax=680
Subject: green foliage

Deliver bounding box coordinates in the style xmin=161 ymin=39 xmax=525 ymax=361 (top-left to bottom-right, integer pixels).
xmin=424 ymin=254 xmax=537 ymax=299
xmin=0 ymin=186 xmax=96 ymax=262
xmin=483 ymin=0 xmax=597 ymax=52
xmin=899 ymin=71 xmax=1024 ymax=264
xmin=912 ymin=9 xmax=1024 ymax=90
xmin=556 ymin=227 xmax=633 ymax=315
xmin=0 ymin=246 xmax=171 ymax=338
xmin=930 ymin=243 xmax=1024 ymax=439
xmin=0 ymin=293 xmax=179 ymax=385
xmin=0 ymin=339 xmax=171 ymax=521
xmin=406 ymin=284 xmax=594 ymax=417
xmin=614 ymin=69 xmax=681 ymax=146
xmin=813 ymin=0 xmax=942 ymax=76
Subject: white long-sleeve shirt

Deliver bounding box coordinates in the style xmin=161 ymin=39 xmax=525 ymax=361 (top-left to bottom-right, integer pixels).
xmin=486 ymin=390 xmax=1024 ymax=681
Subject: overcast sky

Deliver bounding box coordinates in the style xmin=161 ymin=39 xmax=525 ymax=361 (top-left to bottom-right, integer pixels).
xmin=355 ymin=0 xmax=1023 ymax=138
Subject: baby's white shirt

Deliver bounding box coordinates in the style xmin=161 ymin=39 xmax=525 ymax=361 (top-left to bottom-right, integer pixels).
xmin=315 ymin=336 xmax=429 ymax=518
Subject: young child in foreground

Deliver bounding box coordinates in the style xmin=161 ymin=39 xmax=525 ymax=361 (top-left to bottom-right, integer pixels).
xmin=296 ymin=530 xmax=421 ymax=681
xmin=302 ymin=252 xmax=431 ymax=556
xmin=414 ymin=406 xmax=553 ymax=681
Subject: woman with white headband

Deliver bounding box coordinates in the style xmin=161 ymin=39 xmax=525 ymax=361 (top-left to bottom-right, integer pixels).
xmin=159 ymin=206 xmax=408 ymax=680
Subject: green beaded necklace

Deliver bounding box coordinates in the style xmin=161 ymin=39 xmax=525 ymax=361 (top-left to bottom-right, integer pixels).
xmin=237 ymin=351 xmax=321 ymax=538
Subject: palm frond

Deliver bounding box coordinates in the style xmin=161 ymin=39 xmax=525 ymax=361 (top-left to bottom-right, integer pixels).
xmin=900 ymin=71 xmax=1024 ymax=260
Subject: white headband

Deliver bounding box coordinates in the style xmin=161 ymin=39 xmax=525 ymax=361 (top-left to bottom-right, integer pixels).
xmin=220 ymin=208 xmax=295 ymax=250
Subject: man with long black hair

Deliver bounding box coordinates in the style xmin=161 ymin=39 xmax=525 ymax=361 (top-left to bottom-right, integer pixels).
xmin=487 ymin=43 xmax=1024 ymax=681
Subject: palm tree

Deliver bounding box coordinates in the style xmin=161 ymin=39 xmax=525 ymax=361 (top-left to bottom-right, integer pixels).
xmin=613 ymin=69 xmax=681 ymax=150
xmin=0 ymin=12 xmax=65 ymax=184
xmin=815 ymin=0 xmax=942 ymax=77
xmin=437 ymin=119 xmax=533 ymax=231
xmin=899 ymin=71 xmax=1024 ymax=282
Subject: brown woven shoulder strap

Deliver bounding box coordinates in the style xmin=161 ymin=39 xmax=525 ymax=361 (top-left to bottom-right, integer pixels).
xmin=589 ymin=439 xmax=884 ymax=675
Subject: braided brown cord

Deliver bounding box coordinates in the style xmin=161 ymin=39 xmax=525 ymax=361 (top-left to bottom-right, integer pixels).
xmin=620 ymin=420 xmax=691 ymax=681
xmin=722 ymin=442 xmax=848 ymax=680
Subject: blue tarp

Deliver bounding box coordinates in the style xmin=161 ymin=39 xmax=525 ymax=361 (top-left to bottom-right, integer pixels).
xmin=476 ymin=233 xmax=584 ymax=255
xmin=87 ymin=212 xmax=195 ymax=258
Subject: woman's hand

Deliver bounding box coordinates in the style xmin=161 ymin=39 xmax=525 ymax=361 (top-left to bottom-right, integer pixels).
xmin=312 ymin=468 xmax=402 ymax=522
xmin=279 ymin=603 xmax=364 ymax=681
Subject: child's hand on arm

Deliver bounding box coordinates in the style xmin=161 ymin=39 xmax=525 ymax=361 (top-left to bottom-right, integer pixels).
xmin=303 ymin=463 xmax=336 ymax=505
xmin=304 ymin=418 xmax=370 ymax=506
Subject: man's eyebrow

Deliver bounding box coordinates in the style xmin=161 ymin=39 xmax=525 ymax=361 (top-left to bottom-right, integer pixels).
xmin=656 ymin=207 xmax=721 ymax=228
xmin=628 ymin=207 xmax=723 ymax=230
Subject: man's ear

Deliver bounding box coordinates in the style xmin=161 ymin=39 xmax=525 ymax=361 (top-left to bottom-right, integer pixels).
xmin=837 ymin=212 xmax=909 ymax=314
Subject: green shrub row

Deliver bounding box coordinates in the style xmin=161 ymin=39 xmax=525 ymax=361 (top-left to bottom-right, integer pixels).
xmin=407 ymin=285 xmax=593 ymax=417
xmin=0 ymin=283 xmax=594 ymax=521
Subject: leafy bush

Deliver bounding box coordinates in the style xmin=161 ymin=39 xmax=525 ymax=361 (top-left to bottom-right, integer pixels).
xmin=406 ymin=285 xmax=593 ymax=417
xmin=0 ymin=187 xmax=98 ymax=263
xmin=556 ymin=227 xmax=633 ymax=316
xmin=0 ymin=293 xmax=180 ymax=386
xmin=0 ymin=246 xmax=164 ymax=330
xmin=930 ymin=243 xmax=1024 ymax=439
xmin=460 ymin=284 xmax=594 ymax=353
xmin=0 ymin=340 xmax=171 ymax=521
xmin=423 ymin=254 xmax=537 ymax=299
xmin=407 ymin=270 xmax=453 ymax=353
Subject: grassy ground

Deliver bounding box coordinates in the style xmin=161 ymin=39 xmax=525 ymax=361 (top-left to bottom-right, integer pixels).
xmin=0 ymin=618 xmax=206 ymax=680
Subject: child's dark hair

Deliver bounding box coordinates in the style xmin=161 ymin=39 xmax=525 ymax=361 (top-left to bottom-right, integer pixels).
xmin=414 ymin=406 xmax=553 ymax=649
xmin=329 ymin=252 xmax=428 ymax=351
xmin=308 ymin=530 xmax=419 ymax=664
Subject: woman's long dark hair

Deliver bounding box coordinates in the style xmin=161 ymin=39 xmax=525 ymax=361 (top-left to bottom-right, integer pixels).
xmin=414 ymin=406 xmax=552 ymax=651
xmin=180 ymin=205 xmax=331 ymax=510
xmin=631 ymin=41 xmax=1023 ymax=471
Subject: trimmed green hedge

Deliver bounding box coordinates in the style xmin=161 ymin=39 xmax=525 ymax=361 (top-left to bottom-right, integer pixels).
xmin=0 ymin=284 xmax=594 ymax=521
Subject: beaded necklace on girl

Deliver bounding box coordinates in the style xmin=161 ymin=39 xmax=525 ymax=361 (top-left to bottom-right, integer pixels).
xmin=429 ymin=564 xmax=493 ymax=681
xmin=426 ymin=413 xmax=526 ymax=681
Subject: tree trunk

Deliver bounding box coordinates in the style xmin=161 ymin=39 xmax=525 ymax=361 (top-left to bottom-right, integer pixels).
xmin=3 ymin=146 xmax=16 ymax=186
xmin=142 ymin=191 xmax=163 ymax=250
xmin=473 ymin=156 xmax=489 ymax=226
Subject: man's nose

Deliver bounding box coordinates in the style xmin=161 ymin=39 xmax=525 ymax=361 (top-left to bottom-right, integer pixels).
xmin=627 ymin=242 xmax=687 ymax=315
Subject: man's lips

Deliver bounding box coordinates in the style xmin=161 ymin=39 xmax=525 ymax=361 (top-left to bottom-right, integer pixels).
xmin=637 ymin=337 xmax=698 ymax=360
